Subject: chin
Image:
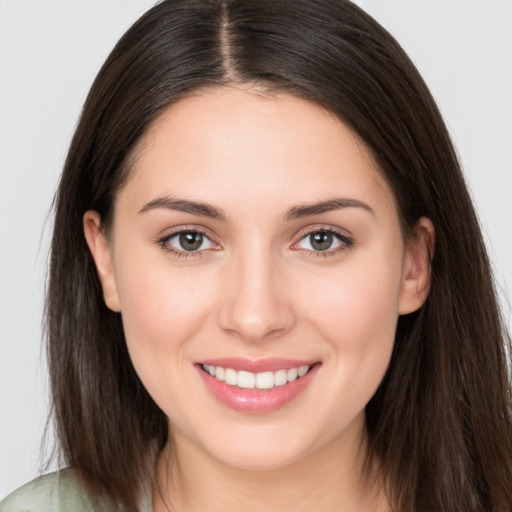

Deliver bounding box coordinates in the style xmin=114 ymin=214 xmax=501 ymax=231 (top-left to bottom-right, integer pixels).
xmin=183 ymin=415 xmax=345 ymax=473
xmin=207 ymin=438 xmax=310 ymax=472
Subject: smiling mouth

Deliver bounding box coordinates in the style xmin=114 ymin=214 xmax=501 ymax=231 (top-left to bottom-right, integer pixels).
xmin=197 ymin=360 xmax=320 ymax=413
xmin=201 ymin=363 xmax=313 ymax=390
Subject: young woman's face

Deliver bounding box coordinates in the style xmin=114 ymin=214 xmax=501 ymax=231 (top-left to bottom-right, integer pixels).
xmin=86 ymin=87 xmax=430 ymax=471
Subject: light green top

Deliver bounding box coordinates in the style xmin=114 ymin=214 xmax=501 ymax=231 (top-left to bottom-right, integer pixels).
xmin=0 ymin=469 xmax=153 ymax=512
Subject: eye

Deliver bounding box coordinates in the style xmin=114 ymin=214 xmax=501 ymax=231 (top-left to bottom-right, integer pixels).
xmin=293 ymin=229 xmax=353 ymax=254
xmin=159 ymin=230 xmax=218 ymax=254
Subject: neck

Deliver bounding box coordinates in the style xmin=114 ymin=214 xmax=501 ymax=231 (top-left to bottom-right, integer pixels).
xmin=153 ymin=420 xmax=389 ymax=512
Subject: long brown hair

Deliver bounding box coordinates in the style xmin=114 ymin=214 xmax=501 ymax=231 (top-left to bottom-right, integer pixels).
xmin=47 ymin=0 xmax=512 ymax=510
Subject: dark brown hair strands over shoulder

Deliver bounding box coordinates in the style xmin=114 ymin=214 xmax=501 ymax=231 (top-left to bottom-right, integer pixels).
xmin=46 ymin=0 xmax=512 ymax=510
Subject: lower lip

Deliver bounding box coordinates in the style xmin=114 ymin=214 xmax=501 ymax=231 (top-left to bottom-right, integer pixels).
xmin=196 ymin=364 xmax=320 ymax=413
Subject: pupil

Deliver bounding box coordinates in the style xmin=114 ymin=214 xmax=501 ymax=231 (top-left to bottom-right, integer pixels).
xmin=311 ymin=232 xmax=333 ymax=251
xmin=179 ymin=232 xmax=203 ymax=251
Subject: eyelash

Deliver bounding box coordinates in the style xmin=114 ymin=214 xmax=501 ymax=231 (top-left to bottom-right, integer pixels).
xmin=156 ymin=227 xmax=354 ymax=260
xmin=156 ymin=227 xmax=219 ymax=259
xmin=291 ymin=227 xmax=354 ymax=258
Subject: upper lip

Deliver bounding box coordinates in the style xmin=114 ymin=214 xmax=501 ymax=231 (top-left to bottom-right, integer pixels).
xmin=197 ymin=357 xmax=318 ymax=373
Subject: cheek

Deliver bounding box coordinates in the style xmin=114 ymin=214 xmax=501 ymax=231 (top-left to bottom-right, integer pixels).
xmin=296 ymin=248 xmax=403 ymax=395
xmin=113 ymin=223 xmax=220 ymax=329
xmin=302 ymin=255 xmax=402 ymax=338
xmin=113 ymin=251 xmax=218 ymax=385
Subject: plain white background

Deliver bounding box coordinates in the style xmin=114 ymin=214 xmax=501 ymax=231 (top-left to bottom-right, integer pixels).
xmin=1 ymin=0 xmax=511 ymax=500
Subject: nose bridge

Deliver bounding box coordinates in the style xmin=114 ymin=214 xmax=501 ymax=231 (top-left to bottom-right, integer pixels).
xmin=218 ymin=241 xmax=294 ymax=342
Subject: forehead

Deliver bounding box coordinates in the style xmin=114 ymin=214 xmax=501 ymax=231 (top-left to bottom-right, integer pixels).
xmin=119 ymin=86 xmax=397 ymax=219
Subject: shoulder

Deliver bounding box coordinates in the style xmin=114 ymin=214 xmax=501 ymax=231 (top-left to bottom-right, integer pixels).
xmin=0 ymin=469 xmax=112 ymax=512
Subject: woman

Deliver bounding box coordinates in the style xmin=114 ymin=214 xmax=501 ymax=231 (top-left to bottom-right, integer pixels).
xmin=2 ymin=0 xmax=511 ymax=511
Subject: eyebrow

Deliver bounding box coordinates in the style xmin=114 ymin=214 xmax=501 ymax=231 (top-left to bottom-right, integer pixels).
xmin=284 ymin=198 xmax=374 ymax=220
xmin=138 ymin=197 xmax=228 ymax=220
xmin=138 ymin=196 xmax=374 ymax=221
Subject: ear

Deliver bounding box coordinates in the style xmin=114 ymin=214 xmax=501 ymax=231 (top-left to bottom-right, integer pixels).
xmin=83 ymin=211 xmax=121 ymax=312
xmin=398 ymin=217 xmax=435 ymax=315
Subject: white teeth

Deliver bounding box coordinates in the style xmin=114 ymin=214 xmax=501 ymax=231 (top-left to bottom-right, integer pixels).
xmin=298 ymin=365 xmax=309 ymax=377
xmin=256 ymin=371 xmax=274 ymax=389
xmin=202 ymin=364 xmax=312 ymax=389
xmin=225 ymin=368 xmax=237 ymax=386
xmin=287 ymin=368 xmax=298 ymax=382
xmin=237 ymin=370 xmax=256 ymax=389
xmin=274 ymin=369 xmax=288 ymax=387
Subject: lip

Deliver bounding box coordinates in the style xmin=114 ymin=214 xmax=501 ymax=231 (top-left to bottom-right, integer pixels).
xmin=195 ymin=359 xmax=321 ymax=413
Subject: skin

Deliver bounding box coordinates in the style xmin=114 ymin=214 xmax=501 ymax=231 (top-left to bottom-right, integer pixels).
xmin=84 ymin=86 xmax=434 ymax=511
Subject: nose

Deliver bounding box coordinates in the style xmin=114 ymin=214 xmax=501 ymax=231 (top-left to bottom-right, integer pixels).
xmin=217 ymin=248 xmax=296 ymax=343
